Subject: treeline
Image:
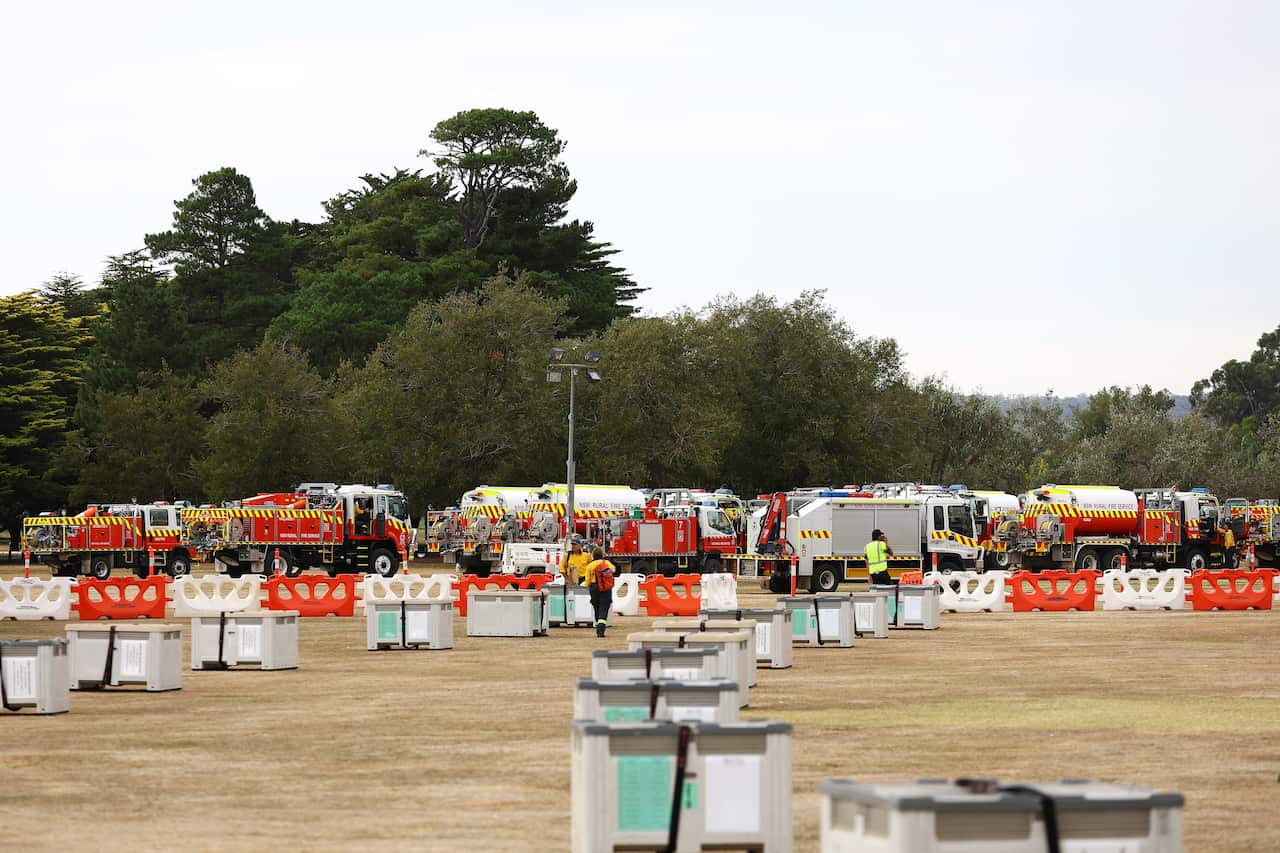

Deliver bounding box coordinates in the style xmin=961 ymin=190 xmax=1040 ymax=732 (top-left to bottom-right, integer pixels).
xmin=4 ymin=108 xmax=1280 ymax=540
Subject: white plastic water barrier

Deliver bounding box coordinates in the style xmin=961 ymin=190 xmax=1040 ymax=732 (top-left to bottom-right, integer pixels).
xmin=700 ymin=608 xmax=792 ymax=669
xmin=628 ymin=631 xmax=752 ymax=708
xmin=574 ymin=678 xmax=740 ymax=723
xmin=0 ymin=576 xmax=75 ymax=621
xmin=591 ymin=648 xmax=720 ymax=684
xmin=698 ymin=573 xmax=738 ymax=610
xmin=895 ymin=585 xmax=942 ymax=629
xmin=0 ymin=638 xmax=69 ymax=714
xmin=611 ymin=573 xmax=644 ymax=616
xmin=546 ymin=583 xmax=595 ymax=627
xmin=466 ymin=589 xmax=548 ymax=637
xmin=191 ymin=611 xmax=299 ymax=670
xmin=172 ymin=573 xmax=263 ymax=617
xmin=850 ymin=591 xmax=891 ymax=639
xmin=778 ymin=596 xmax=855 ymax=647
xmin=923 ymin=570 xmax=1007 ymax=613
xmin=65 ymin=623 xmax=184 ymax=691
xmin=819 ymin=778 xmax=1184 ymax=853
xmin=366 ymin=600 xmax=453 ymax=650
xmin=1100 ymin=569 xmax=1187 ymax=611
xmin=358 ymin=572 xmax=455 ymax=606
xmin=571 ymin=720 xmax=793 ymax=853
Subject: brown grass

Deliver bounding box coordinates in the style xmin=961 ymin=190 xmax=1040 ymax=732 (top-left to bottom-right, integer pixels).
xmin=1 ymin=565 xmax=1278 ymax=852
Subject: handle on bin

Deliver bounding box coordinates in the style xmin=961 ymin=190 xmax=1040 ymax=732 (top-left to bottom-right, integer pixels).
xmin=664 ymin=724 xmax=692 ymax=853
xmin=0 ymin=645 xmax=22 ymax=712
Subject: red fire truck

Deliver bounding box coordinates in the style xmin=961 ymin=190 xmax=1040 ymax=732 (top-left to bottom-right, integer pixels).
xmin=22 ymin=502 xmax=195 ymax=579
xmin=187 ymin=483 xmax=414 ymax=578
xmin=1225 ymin=498 xmax=1280 ymax=566
xmin=605 ymin=502 xmax=740 ymax=574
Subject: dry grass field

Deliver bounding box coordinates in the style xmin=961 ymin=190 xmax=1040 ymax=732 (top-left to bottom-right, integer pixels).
xmin=1 ymin=564 xmax=1278 ymax=852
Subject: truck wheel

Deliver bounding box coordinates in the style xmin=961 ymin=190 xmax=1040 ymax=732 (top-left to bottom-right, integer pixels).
xmin=808 ymin=565 xmax=839 ymax=593
xmin=1075 ymin=547 xmax=1101 ymax=572
xmin=702 ymin=555 xmax=724 ymax=573
xmin=371 ymin=548 xmax=398 ymax=578
xmin=632 ymin=559 xmax=654 ymax=577
xmin=990 ymin=551 xmax=1011 ymax=570
xmin=89 ymin=557 xmax=112 ymax=581
xmin=937 ymin=557 xmax=963 ymax=575
xmin=1186 ymin=548 xmax=1209 ymax=571
xmin=168 ymin=552 xmax=191 ymax=577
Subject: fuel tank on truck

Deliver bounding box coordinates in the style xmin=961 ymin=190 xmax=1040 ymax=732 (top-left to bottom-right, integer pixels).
xmin=1020 ymin=485 xmax=1140 ymax=537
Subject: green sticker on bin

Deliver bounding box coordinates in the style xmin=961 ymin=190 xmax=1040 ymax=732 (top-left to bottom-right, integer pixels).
xmin=681 ymin=780 xmax=697 ymax=810
xmin=790 ymin=609 xmax=807 ymax=637
xmin=617 ymin=754 xmax=673 ymax=831
xmin=377 ymin=610 xmax=399 ymax=641
xmin=604 ymin=706 xmax=649 ymax=722
xmin=549 ymin=595 xmax=565 ymax=620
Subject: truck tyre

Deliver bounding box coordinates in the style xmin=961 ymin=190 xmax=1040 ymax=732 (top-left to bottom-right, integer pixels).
xmin=1186 ymin=548 xmax=1209 ymax=571
xmin=89 ymin=557 xmax=112 ymax=581
xmin=371 ymin=548 xmax=398 ymax=578
xmin=632 ymin=559 xmax=653 ymax=577
xmin=809 ymin=565 xmax=839 ymax=593
xmin=989 ymin=551 xmax=1010 ymax=570
xmin=1075 ymin=547 xmax=1101 ymax=572
xmin=168 ymin=551 xmax=191 ymax=577
xmin=702 ymin=555 xmax=724 ymax=574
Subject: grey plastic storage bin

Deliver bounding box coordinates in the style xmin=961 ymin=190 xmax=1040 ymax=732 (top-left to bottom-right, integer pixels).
xmin=574 ymin=677 xmax=740 ymax=723
xmin=819 ymin=778 xmax=1184 ymax=852
xmin=779 ymin=596 xmax=855 ymax=647
xmin=366 ymin=600 xmax=453 ymax=650
xmin=591 ymin=648 xmax=720 ymax=683
xmin=700 ymin=607 xmax=793 ymax=669
xmin=871 ymin=584 xmax=898 ymax=623
xmin=546 ymin=583 xmax=595 ymax=627
xmin=850 ymin=590 xmax=892 ymax=638
xmin=65 ymin=622 xmax=183 ymax=691
xmin=191 ymin=611 xmax=298 ymax=670
xmin=0 ymin=638 xmax=69 ymax=714
xmin=650 ymin=619 xmax=758 ymax=687
xmin=628 ymin=631 xmax=752 ymax=708
xmin=466 ymin=589 xmax=549 ymax=637
xmin=571 ymin=720 xmax=793 ymax=853
xmin=895 ymin=584 xmax=942 ymax=629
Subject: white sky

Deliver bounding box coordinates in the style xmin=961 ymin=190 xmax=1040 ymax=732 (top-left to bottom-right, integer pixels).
xmin=3 ymin=1 xmax=1278 ymax=395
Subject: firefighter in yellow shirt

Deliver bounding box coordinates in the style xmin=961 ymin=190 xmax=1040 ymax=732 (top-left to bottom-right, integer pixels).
xmin=561 ymin=537 xmax=592 ymax=585
xmin=582 ymin=546 xmax=617 ymax=638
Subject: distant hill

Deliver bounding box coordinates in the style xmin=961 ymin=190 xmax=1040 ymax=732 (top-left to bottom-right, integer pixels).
xmin=988 ymin=394 xmax=1192 ymax=421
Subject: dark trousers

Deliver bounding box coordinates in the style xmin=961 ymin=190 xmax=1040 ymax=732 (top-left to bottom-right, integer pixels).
xmin=870 ymin=569 xmax=896 ymax=585
xmin=589 ymin=587 xmax=612 ymax=634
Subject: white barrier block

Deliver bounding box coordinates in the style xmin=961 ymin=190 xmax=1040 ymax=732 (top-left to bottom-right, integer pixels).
xmin=1101 ymin=569 xmax=1187 ymax=611
xmin=924 ymin=570 xmax=1007 ymax=613
xmin=172 ymin=574 xmax=264 ymax=617
xmin=699 ymin=573 xmax=738 ymax=611
xmin=0 ymin=577 xmax=75 ymax=621
xmin=359 ymin=572 xmax=455 ymax=607
xmin=611 ymin=573 xmax=644 ymax=616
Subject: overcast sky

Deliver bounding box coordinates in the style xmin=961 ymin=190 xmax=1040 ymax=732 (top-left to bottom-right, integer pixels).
xmin=4 ymin=1 xmax=1278 ymax=395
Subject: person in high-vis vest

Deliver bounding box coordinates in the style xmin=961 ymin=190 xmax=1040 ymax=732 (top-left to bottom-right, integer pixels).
xmin=865 ymin=529 xmax=894 ymax=585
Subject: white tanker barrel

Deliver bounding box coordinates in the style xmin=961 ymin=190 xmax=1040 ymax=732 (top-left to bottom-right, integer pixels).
xmin=1022 ymin=486 xmax=1140 ymax=537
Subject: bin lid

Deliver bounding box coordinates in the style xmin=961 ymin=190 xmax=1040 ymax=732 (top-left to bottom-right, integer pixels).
xmin=65 ymin=622 xmax=184 ymax=633
xmin=576 ymin=677 xmax=736 ymax=694
xmin=592 ymin=648 xmax=716 ymax=660
xmin=818 ymin=779 xmax=1184 ymax=812
xmin=574 ymin=719 xmax=791 ymax=736
xmin=700 ymin=608 xmax=785 ymax=617
xmin=0 ymin=638 xmax=67 ymax=648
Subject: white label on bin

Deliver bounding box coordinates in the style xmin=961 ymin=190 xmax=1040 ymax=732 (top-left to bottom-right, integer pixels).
xmin=670 ymin=705 xmax=717 ymax=723
xmin=854 ymin=601 xmax=873 ymax=628
xmin=405 ymin=608 xmax=431 ymax=643
xmin=817 ymin=604 xmax=840 ymax=640
xmin=704 ymin=754 xmax=761 ymax=833
xmin=238 ymin=624 xmax=262 ymax=658
xmin=903 ymin=596 xmax=923 ymax=623
xmin=755 ymin=624 xmax=770 ymax=656
xmin=118 ymin=639 xmax=147 ymax=678
xmin=1 ymin=656 xmax=36 ymax=702
xmin=663 ymin=667 xmax=698 ymax=681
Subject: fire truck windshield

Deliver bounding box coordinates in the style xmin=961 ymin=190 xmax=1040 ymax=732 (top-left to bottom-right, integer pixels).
xmin=387 ymin=495 xmax=410 ymax=524
xmin=703 ymin=509 xmax=735 ymax=537
xmin=947 ymin=504 xmax=975 ymax=539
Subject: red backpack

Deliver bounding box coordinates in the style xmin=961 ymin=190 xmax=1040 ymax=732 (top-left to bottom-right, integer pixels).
xmin=594 ymin=560 xmax=616 ymax=592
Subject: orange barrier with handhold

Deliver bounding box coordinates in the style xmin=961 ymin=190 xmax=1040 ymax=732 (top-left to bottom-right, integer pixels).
xmin=73 ymin=576 xmax=170 ymax=620
xmin=1188 ymin=569 xmax=1274 ymax=611
xmin=455 ymin=573 xmax=553 ymax=615
xmin=1007 ymin=570 xmax=1098 ymax=612
xmin=263 ymin=574 xmax=355 ymax=617
xmin=900 ymin=570 xmax=923 ymax=585
xmin=641 ymin=574 xmax=702 ymax=616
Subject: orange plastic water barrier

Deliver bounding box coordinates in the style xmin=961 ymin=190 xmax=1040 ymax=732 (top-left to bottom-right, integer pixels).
xmin=73 ymin=576 xmax=170 ymax=620
xmin=640 ymin=574 xmax=702 ymax=616
xmin=900 ymin=571 xmax=923 ymax=585
xmin=1007 ymin=570 xmax=1098 ymax=612
xmin=263 ymin=574 xmax=356 ymax=617
xmin=1187 ymin=569 xmax=1274 ymax=611
xmin=454 ymin=573 xmax=552 ymax=616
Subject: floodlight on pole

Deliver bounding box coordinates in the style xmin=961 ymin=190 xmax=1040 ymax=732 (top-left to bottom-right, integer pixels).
xmin=549 ymin=347 xmax=566 ymax=363
xmin=584 ymin=350 xmax=602 ymax=364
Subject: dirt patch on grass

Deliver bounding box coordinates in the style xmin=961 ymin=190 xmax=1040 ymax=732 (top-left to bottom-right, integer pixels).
xmin=1 ymin=570 xmax=1277 ymax=851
